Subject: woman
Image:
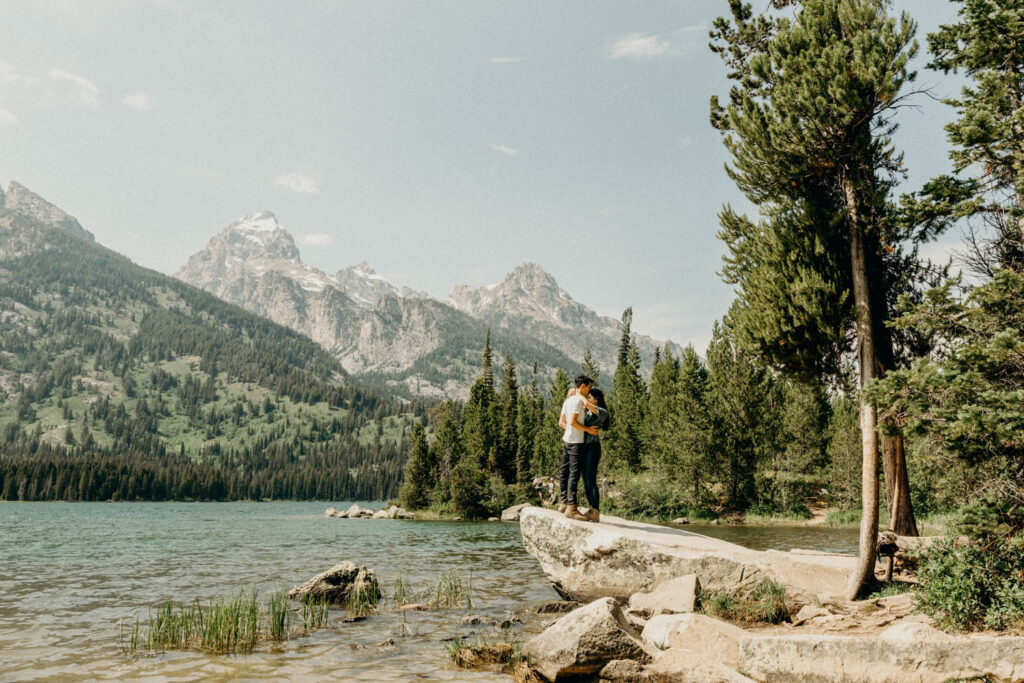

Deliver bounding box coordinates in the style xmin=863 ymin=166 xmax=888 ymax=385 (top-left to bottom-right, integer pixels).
xmin=580 ymin=388 xmax=609 ymax=522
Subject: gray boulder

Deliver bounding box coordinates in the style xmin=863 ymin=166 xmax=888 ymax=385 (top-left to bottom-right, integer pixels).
xmin=287 ymin=561 xmax=379 ymax=606
xmin=501 ymin=503 xmax=532 ymax=521
xmin=519 ymin=507 xmax=856 ymax=603
xmin=645 ymin=650 xmax=755 ymax=683
xmin=629 ymin=574 xmax=700 ymax=616
xmin=524 ymin=597 xmax=654 ymax=681
xmin=642 ymin=613 xmax=747 ymax=668
xmin=740 ymin=621 xmax=1024 ymax=682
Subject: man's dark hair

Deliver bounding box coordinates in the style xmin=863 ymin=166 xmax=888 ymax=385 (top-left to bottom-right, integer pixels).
xmin=574 ymin=374 xmax=593 ymax=388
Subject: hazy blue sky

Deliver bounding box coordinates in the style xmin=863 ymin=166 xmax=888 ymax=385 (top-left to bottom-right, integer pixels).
xmin=0 ymin=0 xmax=963 ymax=351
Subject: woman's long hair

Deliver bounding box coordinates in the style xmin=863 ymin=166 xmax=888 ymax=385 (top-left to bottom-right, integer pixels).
xmin=589 ymin=388 xmax=609 ymax=429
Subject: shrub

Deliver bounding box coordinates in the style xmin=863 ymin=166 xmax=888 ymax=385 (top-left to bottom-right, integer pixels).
xmin=915 ymin=537 xmax=1024 ymax=631
xmin=702 ymin=578 xmax=789 ymax=625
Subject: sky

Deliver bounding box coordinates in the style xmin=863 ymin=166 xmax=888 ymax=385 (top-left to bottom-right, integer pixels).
xmin=0 ymin=0 xmax=964 ymax=353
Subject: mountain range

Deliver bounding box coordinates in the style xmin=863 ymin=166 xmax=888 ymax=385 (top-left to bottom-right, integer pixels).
xmin=0 ymin=181 xmax=415 ymax=500
xmin=176 ymin=211 xmax=681 ymax=397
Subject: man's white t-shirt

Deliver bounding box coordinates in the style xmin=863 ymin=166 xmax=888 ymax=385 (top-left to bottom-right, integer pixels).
xmin=560 ymin=394 xmax=587 ymax=444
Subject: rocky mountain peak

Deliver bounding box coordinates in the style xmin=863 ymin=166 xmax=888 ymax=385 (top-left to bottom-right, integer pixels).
xmin=219 ymin=211 xmax=300 ymax=262
xmin=335 ymin=260 xmax=400 ymax=308
xmin=2 ymin=181 xmax=95 ymax=241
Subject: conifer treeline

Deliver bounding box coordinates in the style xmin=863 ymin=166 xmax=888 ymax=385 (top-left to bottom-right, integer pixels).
xmin=397 ymin=316 xmax=858 ymax=520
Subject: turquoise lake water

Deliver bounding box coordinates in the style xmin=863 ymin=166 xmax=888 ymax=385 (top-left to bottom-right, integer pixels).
xmin=0 ymin=503 xmax=859 ymax=681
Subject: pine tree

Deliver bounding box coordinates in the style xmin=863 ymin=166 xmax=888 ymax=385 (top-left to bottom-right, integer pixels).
xmin=462 ymin=333 xmax=498 ymax=472
xmin=910 ymin=0 xmax=1024 ymax=273
xmin=495 ymin=356 xmax=519 ymax=483
xmin=646 ymin=345 xmax=682 ymax=468
xmin=533 ymin=368 xmax=569 ymax=478
xmin=676 ymin=344 xmax=714 ymax=503
xmin=607 ymin=308 xmax=648 ymax=471
xmin=711 ymin=0 xmax=923 ymax=595
xmin=705 ymin=320 xmax=769 ymax=511
xmin=431 ymin=402 xmax=462 ymax=505
xmin=515 ymin=366 xmax=541 ymax=484
xmin=581 ymin=348 xmax=601 ymax=388
xmin=481 ymin=329 xmax=495 ymax=393
xmin=398 ymin=423 xmax=433 ymax=509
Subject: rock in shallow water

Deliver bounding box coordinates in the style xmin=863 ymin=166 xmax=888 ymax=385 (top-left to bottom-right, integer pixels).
xmin=524 ymin=597 xmax=654 ymax=681
xmin=287 ymin=561 xmax=379 ymax=605
xmin=501 ymin=503 xmax=532 ymax=521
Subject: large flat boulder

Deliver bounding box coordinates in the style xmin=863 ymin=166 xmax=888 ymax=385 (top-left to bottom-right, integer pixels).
xmin=524 ymin=597 xmax=654 ymax=681
xmin=739 ymin=622 xmax=1024 ymax=682
xmin=519 ymin=507 xmax=856 ymax=602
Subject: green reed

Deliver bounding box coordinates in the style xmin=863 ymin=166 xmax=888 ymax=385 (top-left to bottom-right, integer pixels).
xmin=301 ymin=594 xmax=330 ymax=630
xmin=268 ymin=591 xmax=292 ymax=640
xmin=347 ymin=583 xmax=379 ymax=617
xmin=434 ymin=570 xmax=473 ymax=609
xmin=121 ymin=588 xmax=332 ymax=657
xmin=391 ymin=573 xmax=411 ymax=607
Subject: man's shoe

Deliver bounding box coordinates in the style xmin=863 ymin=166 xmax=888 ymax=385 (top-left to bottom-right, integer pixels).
xmin=564 ymin=505 xmax=587 ymax=521
xmin=557 ymin=503 xmax=567 ymax=513
xmin=583 ymin=508 xmax=600 ymax=523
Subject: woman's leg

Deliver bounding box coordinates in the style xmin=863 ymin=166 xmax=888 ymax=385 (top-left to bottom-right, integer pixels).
xmin=583 ymin=442 xmax=601 ymax=510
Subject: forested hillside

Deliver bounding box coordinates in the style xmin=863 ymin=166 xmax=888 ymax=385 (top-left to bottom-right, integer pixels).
xmin=0 ymin=194 xmax=423 ymax=501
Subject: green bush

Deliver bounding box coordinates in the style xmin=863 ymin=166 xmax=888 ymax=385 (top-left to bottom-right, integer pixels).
xmin=915 ymin=537 xmax=1024 ymax=631
xmin=602 ymin=471 xmax=695 ymax=520
xmin=702 ymin=578 xmax=790 ymax=625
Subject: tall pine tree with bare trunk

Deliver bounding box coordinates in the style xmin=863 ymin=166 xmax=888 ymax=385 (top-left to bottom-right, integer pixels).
xmin=711 ymin=0 xmax=926 ymax=597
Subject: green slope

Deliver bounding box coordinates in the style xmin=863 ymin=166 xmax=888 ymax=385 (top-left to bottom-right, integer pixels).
xmin=0 ymin=210 xmax=422 ymax=501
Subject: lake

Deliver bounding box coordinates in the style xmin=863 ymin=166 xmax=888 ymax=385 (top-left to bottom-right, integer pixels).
xmin=0 ymin=503 xmax=859 ymax=681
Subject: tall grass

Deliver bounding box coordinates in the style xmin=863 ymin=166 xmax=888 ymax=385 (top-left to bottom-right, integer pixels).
xmin=301 ymin=594 xmax=330 ymax=630
xmin=347 ymin=583 xmax=379 ymax=617
xmin=434 ymin=570 xmax=472 ymax=609
xmin=702 ymin=578 xmax=790 ymax=625
xmin=121 ymin=588 xmax=330 ymax=657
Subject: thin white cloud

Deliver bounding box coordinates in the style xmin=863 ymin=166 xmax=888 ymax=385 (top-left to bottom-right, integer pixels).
xmin=489 ymin=144 xmax=518 ymax=156
xmin=50 ymin=69 xmax=99 ymax=108
xmin=0 ymin=107 xmax=18 ymax=126
xmin=610 ymin=33 xmax=674 ymax=60
xmin=121 ymin=92 xmax=152 ymax=111
xmin=489 ymin=56 xmax=522 ymax=64
xmin=296 ymin=232 xmax=332 ymax=246
xmin=274 ymin=172 xmax=319 ymax=194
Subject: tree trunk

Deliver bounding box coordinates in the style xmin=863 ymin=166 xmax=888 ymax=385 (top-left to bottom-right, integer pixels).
xmin=881 ymin=433 xmax=918 ymax=536
xmin=843 ymin=175 xmax=880 ymax=601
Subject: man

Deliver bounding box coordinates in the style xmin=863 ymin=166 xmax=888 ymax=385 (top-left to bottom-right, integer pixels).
xmin=557 ymin=374 xmax=598 ymax=520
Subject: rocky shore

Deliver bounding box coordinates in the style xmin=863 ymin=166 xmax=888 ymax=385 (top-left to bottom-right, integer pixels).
xmin=517 ymin=507 xmax=1024 ymax=683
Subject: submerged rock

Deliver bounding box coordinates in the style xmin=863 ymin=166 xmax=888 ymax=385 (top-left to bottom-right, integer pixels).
xmin=287 ymin=561 xmax=379 ymax=606
xmin=518 ymin=507 xmax=856 ymax=603
xmin=524 ymin=597 xmax=654 ymax=681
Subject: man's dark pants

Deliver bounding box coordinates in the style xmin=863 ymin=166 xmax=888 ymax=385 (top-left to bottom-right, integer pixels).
xmin=558 ymin=442 xmax=583 ymax=506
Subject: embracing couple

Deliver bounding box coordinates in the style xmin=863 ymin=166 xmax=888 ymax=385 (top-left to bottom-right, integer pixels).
xmin=557 ymin=374 xmax=609 ymax=523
